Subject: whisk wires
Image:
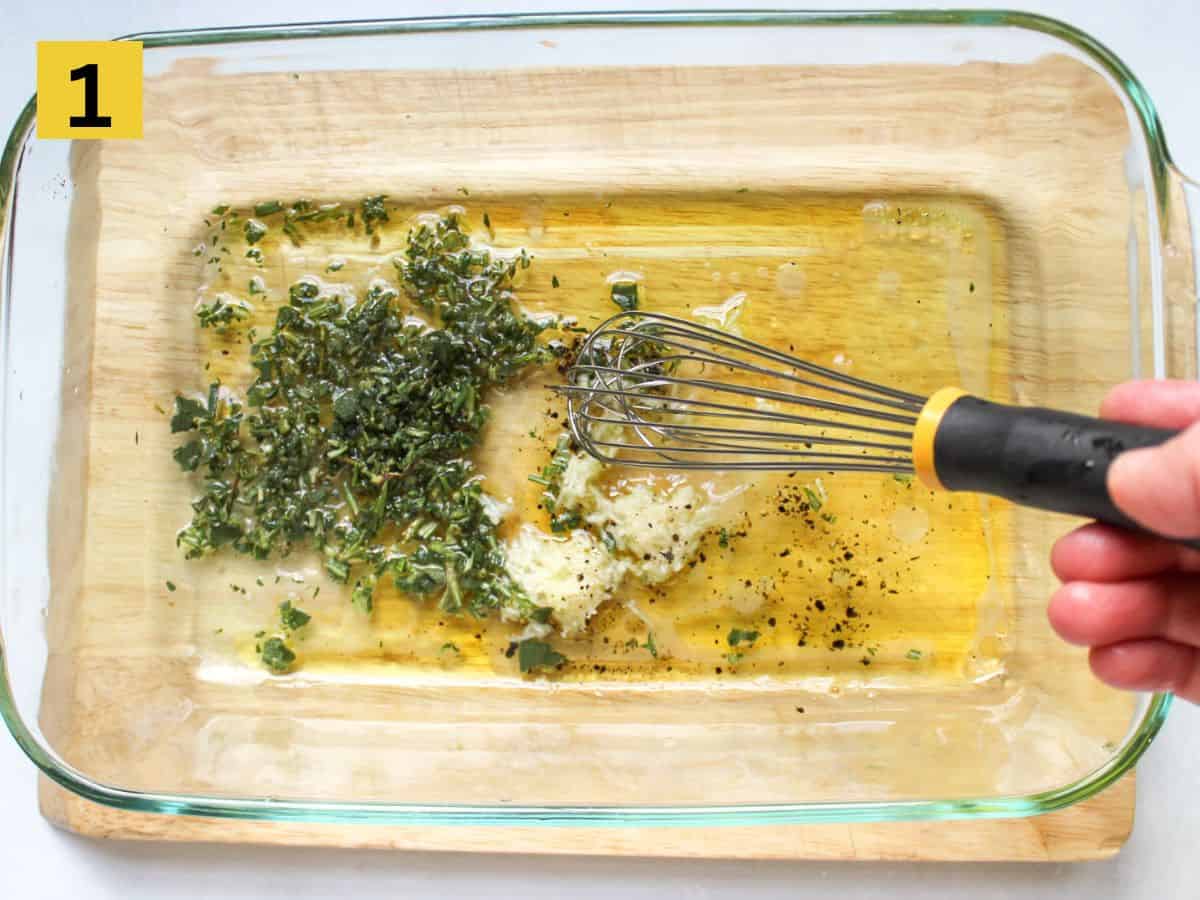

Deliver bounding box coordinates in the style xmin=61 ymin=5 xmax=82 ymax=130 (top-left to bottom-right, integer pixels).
xmin=559 ymin=311 xmax=925 ymax=473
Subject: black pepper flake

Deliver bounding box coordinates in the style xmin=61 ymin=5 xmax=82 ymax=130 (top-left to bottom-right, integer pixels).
xmin=831 ymin=639 xmax=845 ymax=650
xmin=814 ymin=599 xmax=826 ymax=612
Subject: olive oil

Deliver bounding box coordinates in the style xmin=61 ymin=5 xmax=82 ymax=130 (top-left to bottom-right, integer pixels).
xmin=189 ymin=191 xmax=1009 ymax=685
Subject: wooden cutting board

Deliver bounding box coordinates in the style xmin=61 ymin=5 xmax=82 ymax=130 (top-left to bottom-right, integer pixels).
xmin=32 ymin=51 xmax=1171 ymax=864
xmin=40 ymin=775 xmax=1133 ymax=861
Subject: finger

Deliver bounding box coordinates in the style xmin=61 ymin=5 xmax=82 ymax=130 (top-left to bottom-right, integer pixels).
xmin=1050 ymin=522 xmax=1200 ymax=583
xmin=1048 ymin=577 xmax=1200 ymax=647
xmin=1101 ymin=380 xmax=1200 ymax=429
xmin=1108 ymin=422 xmax=1200 ymax=538
xmin=1089 ymin=639 xmax=1200 ymax=703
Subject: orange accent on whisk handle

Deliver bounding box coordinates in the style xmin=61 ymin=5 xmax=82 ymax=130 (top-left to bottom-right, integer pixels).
xmin=911 ymin=389 xmax=1200 ymax=547
xmin=911 ymin=387 xmax=966 ymax=491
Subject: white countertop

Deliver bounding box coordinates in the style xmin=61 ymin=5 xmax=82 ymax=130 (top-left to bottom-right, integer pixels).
xmin=1 ymin=1 xmax=1198 ymax=896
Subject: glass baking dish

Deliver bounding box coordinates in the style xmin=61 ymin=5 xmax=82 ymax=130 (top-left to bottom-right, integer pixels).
xmin=1 ymin=10 xmax=1197 ymax=828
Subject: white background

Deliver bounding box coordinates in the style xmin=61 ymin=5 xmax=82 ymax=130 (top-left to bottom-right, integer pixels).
xmin=1 ymin=1 xmax=1198 ymax=897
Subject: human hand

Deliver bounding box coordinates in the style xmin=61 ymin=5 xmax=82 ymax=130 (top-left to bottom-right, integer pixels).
xmin=1049 ymin=380 xmax=1200 ymax=702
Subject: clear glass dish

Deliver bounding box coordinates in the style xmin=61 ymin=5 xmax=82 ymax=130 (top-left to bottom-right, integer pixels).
xmin=1 ymin=10 xmax=1196 ymax=827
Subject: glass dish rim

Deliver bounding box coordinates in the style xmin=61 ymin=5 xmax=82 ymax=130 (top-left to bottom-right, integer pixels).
xmin=0 ymin=8 xmax=1175 ymax=827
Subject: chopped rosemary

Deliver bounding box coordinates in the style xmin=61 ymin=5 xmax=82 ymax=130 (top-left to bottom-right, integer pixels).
xmin=518 ymin=638 xmax=566 ymax=673
xmin=641 ymin=631 xmax=658 ymax=658
xmin=243 ymin=219 xmax=268 ymax=245
xmin=195 ymin=295 xmax=251 ymax=329
xmin=260 ymin=636 xmax=296 ymax=673
xmin=727 ymin=628 xmax=759 ymax=647
xmin=531 ymin=434 xmax=583 ymax=532
xmin=172 ymin=212 xmax=564 ymax=623
xmin=279 ymin=600 xmax=311 ymax=632
xmin=360 ymin=195 xmax=389 ymax=235
xmin=610 ymin=280 xmax=639 ymax=311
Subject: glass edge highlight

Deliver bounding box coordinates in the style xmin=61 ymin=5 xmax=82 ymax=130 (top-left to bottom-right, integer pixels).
xmin=0 ymin=8 xmax=1178 ymax=827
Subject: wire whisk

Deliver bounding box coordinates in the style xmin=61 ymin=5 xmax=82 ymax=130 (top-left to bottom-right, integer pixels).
xmin=559 ymin=310 xmax=1198 ymax=548
xmin=560 ymin=311 xmax=923 ymax=473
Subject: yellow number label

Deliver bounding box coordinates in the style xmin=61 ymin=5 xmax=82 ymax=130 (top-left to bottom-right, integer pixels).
xmin=37 ymin=41 xmax=143 ymax=139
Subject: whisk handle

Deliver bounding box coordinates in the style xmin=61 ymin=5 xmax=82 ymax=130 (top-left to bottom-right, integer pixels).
xmin=918 ymin=391 xmax=1200 ymax=547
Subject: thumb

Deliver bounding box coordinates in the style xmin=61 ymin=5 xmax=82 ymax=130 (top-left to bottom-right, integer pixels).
xmin=1109 ymin=422 xmax=1200 ymax=538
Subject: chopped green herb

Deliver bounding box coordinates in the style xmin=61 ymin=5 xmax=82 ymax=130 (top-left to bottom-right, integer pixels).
xmin=641 ymin=631 xmax=658 ymax=658
xmin=551 ymin=275 xmax=560 ymax=289
xmin=458 ymin=187 xmax=470 ymax=196
xmin=165 ymin=580 xmax=176 ymax=592
xmin=893 ymin=473 xmax=913 ymax=486
xmin=725 ymin=651 xmax=744 ymax=665
xmin=170 ymin=395 xmax=208 ymax=433
xmin=171 ymin=213 xmax=560 ymax=624
xmin=610 ymin=281 xmax=639 ymax=311
xmin=482 ymin=212 xmax=491 ymax=231
xmin=532 ymin=433 xmax=586 ymax=533
xmin=280 ymin=600 xmax=311 ymax=631
xmin=820 ymin=512 xmax=837 ymax=524
xmin=254 ymin=200 xmax=283 ymax=217
xmin=727 ymin=628 xmax=759 ymax=647
xmin=260 ymin=636 xmax=296 ymax=673
xmin=440 ymin=642 xmax=460 ymax=654
xmin=906 ymin=648 xmax=923 ymax=661
xmin=211 ymin=204 xmax=230 ymax=216
xmin=325 ymin=259 xmax=345 ymax=273
xmin=360 ymin=195 xmax=389 ymax=235
xmin=803 ymin=487 xmax=823 ymax=512
xmin=281 ymin=219 xmax=302 ymax=246
xmin=600 ymin=529 xmax=619 ymax=554
xmin=518 ymin=638 xmax=566 ymax=673
xmin=718 ymin=528 xmax=730 ymax=549
xmin=195 ymin=295 xmax=251 ymax=329
xmin=352 ymin=576 xmax=376 ymax=614
xmin=243 ymin=219 xmax=268 ymax=245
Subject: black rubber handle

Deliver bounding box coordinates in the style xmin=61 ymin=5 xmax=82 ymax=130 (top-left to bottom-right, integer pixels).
xmin=933 ymin=395 xmax=1200 ymax=548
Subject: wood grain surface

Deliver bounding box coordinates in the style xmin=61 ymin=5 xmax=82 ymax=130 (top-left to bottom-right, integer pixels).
xmin=35 ymin=45 xmax=1196 ymax=859
xmin=40 ymin=775 xmax=1134 ymax=861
